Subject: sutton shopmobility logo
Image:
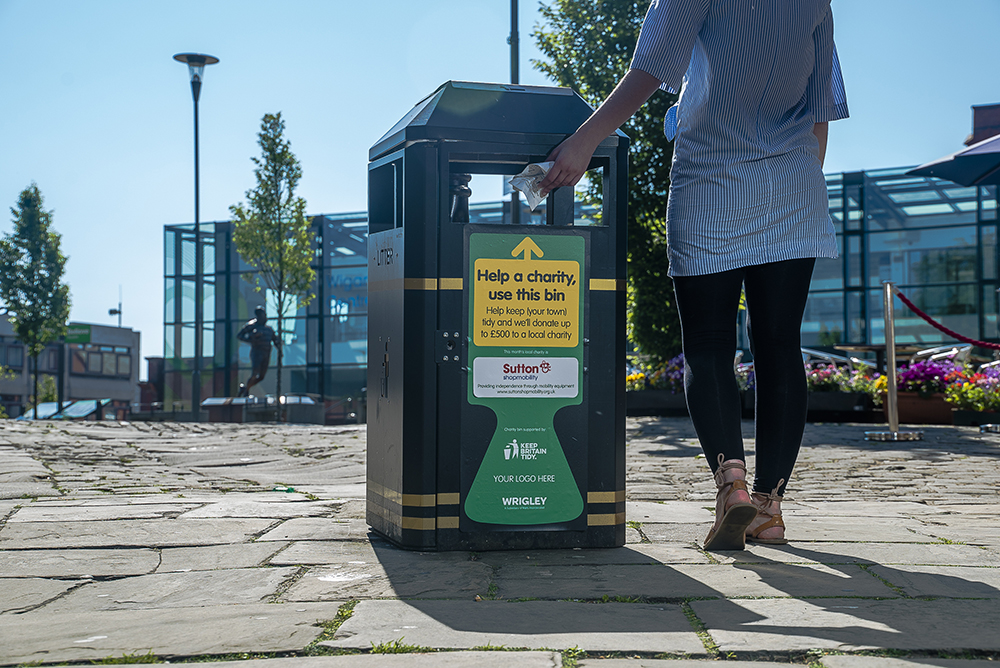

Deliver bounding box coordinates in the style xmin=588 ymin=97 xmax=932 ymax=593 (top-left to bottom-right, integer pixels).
xmin=501 ymin=360 xmax=552 ymax=381
xmin=503 ymin=439 xmax=547 ymax=462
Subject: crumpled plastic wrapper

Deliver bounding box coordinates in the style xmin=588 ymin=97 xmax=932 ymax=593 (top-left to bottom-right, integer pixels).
xmin=507 ymin=161 xmax=554 ymax=211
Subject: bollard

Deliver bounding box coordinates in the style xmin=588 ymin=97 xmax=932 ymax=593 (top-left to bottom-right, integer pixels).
xmin=865 ymin=281 xmax=923 ymax=442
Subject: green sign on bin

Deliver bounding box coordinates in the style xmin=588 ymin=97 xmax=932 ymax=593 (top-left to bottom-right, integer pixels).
xmin=464 ymin=232 xmax=586 ymax=526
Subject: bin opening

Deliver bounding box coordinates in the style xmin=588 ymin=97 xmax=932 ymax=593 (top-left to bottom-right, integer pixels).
xmin=448 ymin=166 xmax=607 ymax=227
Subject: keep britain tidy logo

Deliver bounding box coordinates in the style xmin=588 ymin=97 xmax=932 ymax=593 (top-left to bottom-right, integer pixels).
xmin=503 ymin=438 xmax=547 ymax=462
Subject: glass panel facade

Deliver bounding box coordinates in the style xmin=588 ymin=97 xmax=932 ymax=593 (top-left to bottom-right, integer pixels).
xmin=161 ymin=176 xmax=1000 ymax=413
xmin=164 ymin=214 xmax=370 ymax=415
xmin=811 ymin=169 xmax=1000 ymax=356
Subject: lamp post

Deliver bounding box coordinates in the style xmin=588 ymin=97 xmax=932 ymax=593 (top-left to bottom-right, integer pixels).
xmin=173 ymin=52 xmax=219 ymax=419
xmin=508 ymin=0 xmax=521 ymax=225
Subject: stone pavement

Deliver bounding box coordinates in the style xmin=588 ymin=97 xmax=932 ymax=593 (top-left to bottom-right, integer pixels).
xmin=1 ymin=417 xmax=999 ymax=668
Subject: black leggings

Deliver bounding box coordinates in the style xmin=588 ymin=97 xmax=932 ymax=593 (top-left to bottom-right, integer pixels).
xmin=672 ymin=258 xmax=815 ymax=496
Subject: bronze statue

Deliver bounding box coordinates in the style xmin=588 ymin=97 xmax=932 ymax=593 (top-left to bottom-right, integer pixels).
xmin=237 ymin=306 xmax=281 ymax=397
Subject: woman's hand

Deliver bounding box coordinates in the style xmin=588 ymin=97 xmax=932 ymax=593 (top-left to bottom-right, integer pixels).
xmin=538 ymin=133 xmax=599 ymax=196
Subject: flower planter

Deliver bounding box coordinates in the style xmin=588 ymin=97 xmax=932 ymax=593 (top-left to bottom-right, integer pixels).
xmin=886 ymin=392 xmax=953 ymax=425
xmin=626 ymin=389 xmax=687 ymax=417
xmin=807 ymin=391 xmax=869 ymax=413
xmin=952 ymin=409 xmax=1000 ymax=427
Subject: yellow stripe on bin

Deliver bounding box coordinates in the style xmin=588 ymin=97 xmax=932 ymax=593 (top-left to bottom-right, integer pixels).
xmin=587 ymin=490 xmax=625 ymax=504
xmin=401 ymin=517 xmax=436 ymax=531
xmin=590 ymin=278 xmax=625 ymax=291
xmin=404 ymin=278 xmax=438 ymax=291
xmin=437 ymin=516 xmax=460 ymax=529
xmin=439 ymin=278 xmax=463 ymax=290
xmin=401 ymin=493 xmax=436 ymax=507
xmin=437 ymin=493 xmax=461 ymax=505
xmin=587 ymin=512 xmax=626 ymax=526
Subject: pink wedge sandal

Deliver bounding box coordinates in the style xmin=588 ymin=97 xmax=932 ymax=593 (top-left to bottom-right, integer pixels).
xmin=703 ymin=454 xmax=758 ymax=551
xmin=745 ymin=479 xmax=789 ymax=545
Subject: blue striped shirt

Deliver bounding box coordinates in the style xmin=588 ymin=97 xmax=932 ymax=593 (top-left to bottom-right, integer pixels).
xmin=630 ymin=0 xmax=849 ymax=276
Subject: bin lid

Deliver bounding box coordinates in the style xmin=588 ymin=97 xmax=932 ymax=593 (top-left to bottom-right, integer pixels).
xmin=370 ymin=81 xmax=615 ymax=161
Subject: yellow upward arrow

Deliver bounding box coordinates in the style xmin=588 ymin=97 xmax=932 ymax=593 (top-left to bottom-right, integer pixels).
xmin=512 ymin=237 xmax=544 ymax=260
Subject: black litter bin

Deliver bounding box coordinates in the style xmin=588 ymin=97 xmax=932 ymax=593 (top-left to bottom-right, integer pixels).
xmin=367 ymin=81 xmax=628 ymax=551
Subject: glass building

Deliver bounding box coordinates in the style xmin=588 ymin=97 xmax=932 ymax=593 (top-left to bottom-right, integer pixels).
xmin=162 ymin=169 xmax=1000 ymax=418
xmin=163 ymin=212 xmax=370 ymax=418
xmin=798 ymin=169 xmax=998 ymax=350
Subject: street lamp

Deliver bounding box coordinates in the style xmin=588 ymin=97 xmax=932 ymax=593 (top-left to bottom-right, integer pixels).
xmin=173 ymin=52 xmax=218 ymax=419
xmin=508 ymin=0 xmax=520 ymax=225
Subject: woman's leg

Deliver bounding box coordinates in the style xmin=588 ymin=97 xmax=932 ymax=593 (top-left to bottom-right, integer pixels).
xmin=743 ymin=258 xmax=816 ymax=496
xmin=674 ymin=268 xmax=757 ymax=549
xmin=673 ymin=268 xmax=748 ymax=468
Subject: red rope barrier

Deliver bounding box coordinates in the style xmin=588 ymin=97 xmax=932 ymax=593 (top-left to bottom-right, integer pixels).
xmin=892 ymin=286 xmax=1000 ymax=351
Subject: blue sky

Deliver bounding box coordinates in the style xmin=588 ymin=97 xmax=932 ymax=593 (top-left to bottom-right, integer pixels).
xmin=1 ymin=0 xmax=998 ymax=375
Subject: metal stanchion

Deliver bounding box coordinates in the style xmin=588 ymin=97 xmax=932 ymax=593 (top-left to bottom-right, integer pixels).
xmin=865 ymin=281 xmax=923 ymax=441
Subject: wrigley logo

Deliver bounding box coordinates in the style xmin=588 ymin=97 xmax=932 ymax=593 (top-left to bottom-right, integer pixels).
xmin=503 ymin=496 xmax=547 ymax=507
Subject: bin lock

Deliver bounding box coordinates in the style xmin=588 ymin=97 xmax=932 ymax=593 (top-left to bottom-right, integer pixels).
xmin=436 ymin=330 xmax=462 ymax=364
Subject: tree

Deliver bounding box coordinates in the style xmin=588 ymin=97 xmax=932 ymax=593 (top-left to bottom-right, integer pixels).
xmin=231 ymin=113 xmax=316 ymax=405
xmin=533 ymin=0 xmax=681 ymax=363
xmin=0 ymin=184 xmax=71 ymax=412
xmin=26 ymin=374 xmax=57 ymax=411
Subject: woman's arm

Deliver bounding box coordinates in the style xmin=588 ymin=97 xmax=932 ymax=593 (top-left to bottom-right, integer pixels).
xmin=813 ymin=121 xmax=829 ymax=168
xmin=538 ymin=68 xmax=663 ymax=195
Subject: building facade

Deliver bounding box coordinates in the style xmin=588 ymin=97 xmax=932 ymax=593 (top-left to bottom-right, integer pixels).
xmin=162 ymin=170 xmax=1000 ymax=419
xmin=797 ymin=169 xmax=998 ymax=351
xmin=0 ymin=320 xmax=141 ymax=418
xmin=163 ymin=213 xmax=369 ymax=419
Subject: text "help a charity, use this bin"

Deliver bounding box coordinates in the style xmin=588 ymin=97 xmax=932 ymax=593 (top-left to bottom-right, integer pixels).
xmin=367 ymin=81 xmax=628 ymax=550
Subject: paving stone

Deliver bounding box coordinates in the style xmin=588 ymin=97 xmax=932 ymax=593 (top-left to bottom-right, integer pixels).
xmin=333 ymin=498 xmax=367 ymax=518
xmin=0 ymin=547 xmax=159 ymax=578
xmin=494 ymin=562 xmax=895 ymax=600
xmin=778 ymin=517 xmax=936 ymax=543
xmin=625 ymin=525 xmax=645 ymax=544
xmin=0 ymin=482 xmax=60 ymax=499
xmin=0 ymin=518 xmax=276 ymax=548
xmin=284 ymin=560 xmax=493 ymax=600
xmin=785 ymin=502 xmax=949 ymax=517
xmin=4 ymin=418 xmax=1000 ymax=660
xmin=269 ymin=540 xmax=383 ymax=565
xmin=192 ymin=654 xmax=562 ymax=668
xmin=868 ymin=564 xmax=1000 ymax=598
xmin=930 ymin=504 xmax=1000 ymax=516
xmin=822 ymin=656 xmax=1000 ymax=668
xmin=258 ymin=518 xmax=372 ymax=541
xmin=636 ymin=522 xmax=708 ymax=545
xmin=8 ymin=503 xmax=199 ymax=522
xmin=42 ymin=566 xmax=299 ymax=612
xmin=157 ymin=542 xmax=290 ymax=572
xmin=691 ymin=598 xmax=1000 ymax=652
xmin=178 ymin=499 xmax=342 ymax=519
xmin=478 ymin=544 xmax=711 ymax=568
xmin=295 ymin=483 xmax=367 ymax=499
xmin=706 ymin=541 xmax=999 ymax=567
xmin=32 ymin=492 xmax=327 ymax=506
xmin=580 ymin=662 xmax=797 ymax=668
xmin=0 ymin=577 xmax=79 ymax=613
xmin=323 ymin=600 xmax=705 ymax=654
xmin=627 ymin=501 xmax=713 ymax=524
xmin=913 ymin=519 xmax=1000 ymax=545
xmin=0 ymin=602 xmax=344 ymax=664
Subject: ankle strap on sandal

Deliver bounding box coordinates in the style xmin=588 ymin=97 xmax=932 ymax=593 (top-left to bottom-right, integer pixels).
xmin=752 ymin=478 xmax=785 ymax=508
xmin=713 ymin=453 xmax=748 ymax=488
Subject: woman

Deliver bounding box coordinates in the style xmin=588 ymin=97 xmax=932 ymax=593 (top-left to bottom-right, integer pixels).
xmin=539 ymin=0 xmax=848 ymax=550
